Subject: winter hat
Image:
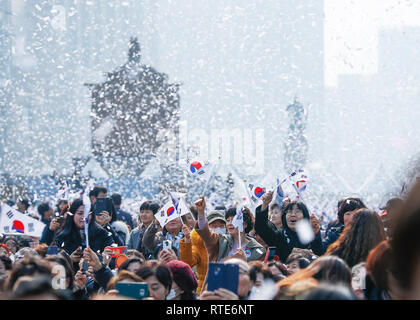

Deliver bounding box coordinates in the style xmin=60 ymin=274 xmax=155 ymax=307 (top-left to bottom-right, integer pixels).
xmin=167 ymin=260 xmax=198 ymax=293
xmin=207 ymin=211 xmax=227 ymax=225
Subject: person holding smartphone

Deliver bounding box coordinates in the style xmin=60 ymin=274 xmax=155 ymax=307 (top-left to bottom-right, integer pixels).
xmin=55 ymin=199 xmax=115 ymax=257
xmin=40 ymin=205 xmax=68 ymax=246
xmin=94 ymin=197 xmax=126 ymax=247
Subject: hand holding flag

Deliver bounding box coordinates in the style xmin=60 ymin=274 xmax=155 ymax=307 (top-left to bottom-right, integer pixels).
xmin=155 ymin=200 xmax=181 ymax=228
xmin=232 ymin=206 xmax=244 ymax=232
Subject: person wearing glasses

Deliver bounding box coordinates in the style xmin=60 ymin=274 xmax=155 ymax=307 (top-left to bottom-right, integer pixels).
xmin=255 ymin=191 xmax=324 ymax=263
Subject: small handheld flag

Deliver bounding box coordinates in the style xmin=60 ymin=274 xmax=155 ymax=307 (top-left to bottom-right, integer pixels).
xmin=232 ymin=206 xmax=244 ymax=248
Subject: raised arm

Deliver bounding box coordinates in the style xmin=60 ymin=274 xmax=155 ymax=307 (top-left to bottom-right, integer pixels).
xmin=194 ymin=196 xmax=220 ymax=258
xmin=254 ymin=191 xmax=280 ymax=246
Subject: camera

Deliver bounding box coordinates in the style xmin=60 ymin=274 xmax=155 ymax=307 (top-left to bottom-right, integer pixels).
xmin=54 ymin=212 xmax=65 ymax=225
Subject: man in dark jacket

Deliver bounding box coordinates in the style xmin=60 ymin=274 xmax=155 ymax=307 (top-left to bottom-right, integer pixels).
xmin=255 ymin=191 xmax=324 ymax=263
xmin=111 ymin=193 xmax=134 ymax=230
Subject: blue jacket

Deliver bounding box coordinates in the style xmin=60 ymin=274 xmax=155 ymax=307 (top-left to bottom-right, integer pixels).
xmin=115 ymin=208 xmax=134 ymax=230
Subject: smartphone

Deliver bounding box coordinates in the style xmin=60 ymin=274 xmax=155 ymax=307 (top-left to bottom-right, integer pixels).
xmin=162 ymin=240 xmax=172 ymax=252
xmin=53 ymin=212 xmax=65 ymax=224
xmin=108 ymin=246 xmax=127 ymax=258
xmin=207 ymin=262 xmax=239 ymax=294
xmin=47 ymin=246 xmax=58 ymax=255
xmin=115 ymin=282 xmax=149 ymax=300
xmin=95 ymin=198 xmax=108 ymax=216
xmin=267 ymin=247 xmax=277 ymax=261
xmin=82 ymin=261 xmax=90 ymax=274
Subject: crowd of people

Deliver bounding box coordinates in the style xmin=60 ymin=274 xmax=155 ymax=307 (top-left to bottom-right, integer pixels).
xmin=0 ymin=181 xmax=420 ymax=301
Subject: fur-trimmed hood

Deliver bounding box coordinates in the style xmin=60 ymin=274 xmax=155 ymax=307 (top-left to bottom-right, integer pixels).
xmin=111 ymin=220 xmax=130 ymax=245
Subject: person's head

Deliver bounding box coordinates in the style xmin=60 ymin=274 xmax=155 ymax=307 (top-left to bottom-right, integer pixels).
xmin=223 ymin=257 xmax=253 ymax=299
xmin=92 ymin=186 xmax=107 ymax=199
xmin=289 ymin=248 xmax=319 ymax=263
xmin=44 ymin=255 xmax=75 ymax=290
xmin=181 ymin=213 xmax=196 ymax=229
xmin=56 ymin=200 xmax=68 ymax=213
xmin=326 ymin=208 xmax=386 ymax=268
xmin=0 ymin=244 xmax=10 ymax=257
xmin=270 ymin=203 xmax=283 ymax=228
xmin=17 ymin=198 xmax=30 ymax=213
xmin=5 ymin=256 xmax=52 ymax=293
xmin=225 ymin=207 xmax=253 ymax=236
xmin=301 ymin=283 xmax=358 ymax=300
xmin=166 ymin=260 xmax=198 ymax=300
xmin=282 ymin=201 xmax=310 ymax=232
xmin=286 ymin=253 xmax=311 ymax=275
xmin=110 ymin=193 xmax=122 ymax=207
xmin=165 ymin=218 xmax=182 ymax=235
xmin=249 ymin=261 xmax=275 ymax=287
xmin=69 ymin=198 xmax=90 ymax=230
xmin=106 ymin=270 xmax=144 ymax=292
xmin=34 ymin=243 xmax=49 ymax=258
xmin=89 ymin=190 xmax=96 ymax=204
xmin=7 ymin=275 xmax=72 ymax=300
xmin=308 ymin=256 xmax=352 ymax=286
xmin=126 ymin=249 xmax=146 ymax=261
xmin=139 ymin=201 xmax=159 ymax=226
xmin=0 ymin=254 xmax=13 ymax=276
xmin=365 ymin=240 xmax=404 ymax=299
xmin=37 ymin=202 xmax=53 ymax=220
xmin=390 ymin=180 xmax=420 ymax=299
xmin=136 ymin=261 xmax=172 ymax=300
xmin=275 ymin=277 xmax=319 ymax=300
xmin=118 ymin=258 xmax=145 ymax=274
xmin=189 ymin=206 xmax=198 ymax=220
xmin=14 ymin=248 xmax=39 ymax=263
xmin=337 ymin=197 xmax=366 ymax=226
xmin=4 ymin=237 xmax=19 ymax=254
xmin=268 ymin=261 xmax=288 ymax=279
xmin=207 ymin=210 xmax=227 ymax=234
xmin=380 ymin=198 xmax=404 ymax=237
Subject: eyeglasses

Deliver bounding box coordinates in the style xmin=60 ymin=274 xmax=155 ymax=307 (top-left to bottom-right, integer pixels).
xmin=285 ymin=210 xmax=303 ymax=216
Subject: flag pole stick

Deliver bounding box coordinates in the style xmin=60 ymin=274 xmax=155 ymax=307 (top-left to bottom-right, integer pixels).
xmin=201 ymin=165 xmax=215 ymax=197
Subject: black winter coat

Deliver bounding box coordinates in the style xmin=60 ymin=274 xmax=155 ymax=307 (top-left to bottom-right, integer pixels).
xmin=56 ymin=215 xmax=115 ymax=255
xmin=322 ymin=224 xmax=344 ymax=252
xmin=254 ymin=204 xmax=325 ymax=262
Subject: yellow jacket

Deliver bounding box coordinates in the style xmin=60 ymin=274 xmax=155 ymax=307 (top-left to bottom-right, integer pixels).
xmin=179 ymin=228 xmax=208 ymax=295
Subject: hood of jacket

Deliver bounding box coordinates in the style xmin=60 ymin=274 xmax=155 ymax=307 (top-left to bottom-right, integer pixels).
xmin=111 ymin=220 xmax=130 ymax=244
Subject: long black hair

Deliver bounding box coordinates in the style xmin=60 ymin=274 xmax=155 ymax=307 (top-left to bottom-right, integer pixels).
xmin=59 ymin=199 xmax=96 ymax=238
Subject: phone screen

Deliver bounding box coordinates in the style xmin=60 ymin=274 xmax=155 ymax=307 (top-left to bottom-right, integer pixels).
xmin=47 ymin=246 xmax=58 ymax=255
xmin=207 ymin=263 xmax=239 ymax=294
xmin=268 ymin=247 xmax=277 ymax=260
xmin=82 ymin=261 xmax=90 ymax=273
xmin=115 ymin=282 xmax=149 ymax=300
xmin=95 ymin=198 xmax=108 ymax=216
